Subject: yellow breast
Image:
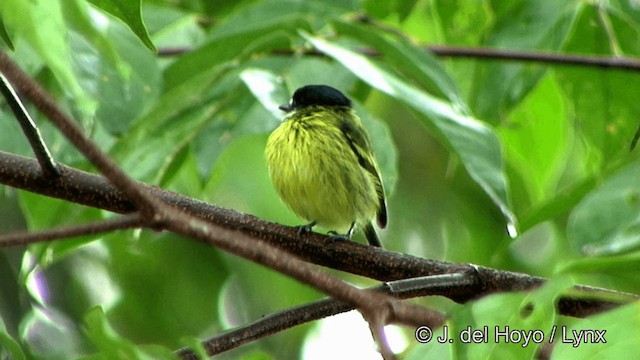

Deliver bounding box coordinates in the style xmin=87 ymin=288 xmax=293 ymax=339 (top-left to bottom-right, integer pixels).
xmin=265 ymin=111 xmax=378 ymax=232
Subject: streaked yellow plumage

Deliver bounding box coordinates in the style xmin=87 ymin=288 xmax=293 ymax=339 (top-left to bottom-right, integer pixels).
xmin=265 ymin=85 xmax=386 ymax=246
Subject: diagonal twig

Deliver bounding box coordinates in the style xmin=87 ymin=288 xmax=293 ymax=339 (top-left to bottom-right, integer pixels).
xmin=177 ymin=273 xmax=464 ymax=358
xmin=0 ymin=73 xmax=58 ymax=177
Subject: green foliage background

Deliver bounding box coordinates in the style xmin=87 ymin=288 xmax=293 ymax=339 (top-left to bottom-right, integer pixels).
xmin=1 ymin=0 xmax=640 ymax=359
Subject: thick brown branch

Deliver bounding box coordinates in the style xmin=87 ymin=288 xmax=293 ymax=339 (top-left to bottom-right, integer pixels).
xmin=0 ymin=151 xmax=635 ymax=318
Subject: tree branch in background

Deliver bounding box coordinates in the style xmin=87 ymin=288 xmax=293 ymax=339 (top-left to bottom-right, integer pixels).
xmin=158 ymin=45 xmax=640 ymax=72
xmin=426 ymin=45 xmax=640 ymax=71
xmin=0 ymin=213 xmax=143 ymax=247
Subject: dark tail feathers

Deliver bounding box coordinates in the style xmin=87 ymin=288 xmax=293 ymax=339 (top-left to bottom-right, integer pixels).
xmin=364 ymin=222 xmax=382 ymax=247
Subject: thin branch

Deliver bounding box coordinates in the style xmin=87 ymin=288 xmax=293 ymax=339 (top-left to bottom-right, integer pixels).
xmin=0 ymin=73 xmax=58 ymax=177
xmin=177 ymin=274 xmax=461 ymax=358
xmin=0 ymin=213 xmax=144 ymax=247
xmin=159 ymin=45 xmax=640 ymax=72
xmin=427 ymin=45 xmax=640 ymax=71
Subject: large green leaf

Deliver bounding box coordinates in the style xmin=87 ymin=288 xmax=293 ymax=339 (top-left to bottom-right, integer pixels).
xmin=62 ymin=4 xmax=161 ymax=136
xmin=87 ymin=0 xmax=156 ymax=52
xmin=470 ymin=0 xmax=577 ymax=122
xmin=84 ymin=307 xmax=177 ymax=359
xmin=499 ymin=75 xmax=569 ymax=209
xmin=567 ymin=161 xmax=640 ymax=256
xmin=163 ymin=14 xmax=309 ymax=90
xmin=305 ymin=34 xmax=516 ymax=230
xmin=551 ymin=301 xmax=640 ymax=358
xmin=17 ymin=191 xmax=103 ymax=268
xmin=444 ymin=277 xmax=568 ymax=359
xmin=0 ymin=0 xmax=96 ymax=118
xmin=333 ymin=20 xmax=465 ymax=110
xmin=240 ymin=68 xmax=290 ymax=120
xmin=557 ymin=4 xmax=640 ymax=165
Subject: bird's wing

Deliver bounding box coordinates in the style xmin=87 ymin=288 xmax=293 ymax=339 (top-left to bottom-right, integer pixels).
xmin=339 ymin=115 xmax=388 ymax=228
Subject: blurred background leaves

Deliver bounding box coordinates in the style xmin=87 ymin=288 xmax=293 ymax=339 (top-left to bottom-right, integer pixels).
xmin=1 ymin=0 xmax=640 ymax=359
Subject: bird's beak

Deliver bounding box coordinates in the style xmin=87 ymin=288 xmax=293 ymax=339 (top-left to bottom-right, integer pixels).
xmin=278 ymin=104 xmax=291 ymax=112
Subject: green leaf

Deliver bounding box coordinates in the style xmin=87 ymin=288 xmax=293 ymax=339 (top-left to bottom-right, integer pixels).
xmin=84 ymin=307 xmax=178 ymax=360
xmin=333 ymin=20 xmax=465 ymax=109
xmin=62 ymin=1 xmax=161 ymax=136
xmin=305 ymin=33 xmax=516 ymax=231
xmin=560 ymin=252 xmax=640 ymax=274
xmin=61 ymin=0 xmax=128 ymax=79
xmin=448 ymin=285 xmax=559 ymax=359
xmin=567 ymin=161 xmax=640 ymax=256
xmin=0 ymin=0 xmax=96 ymax=117
xmin=519 ymin=176 xmax=598 ymax=233
xmin=499 ymin=75 xmax=569 ymax=207
xmin=556 ymin=4 xmax=640 ymax=165
xmin=163 ymin=12 xmax=310 ymax=90
xmin=551 ymin=301 xmax=640 ymax=358
xmin=144 ymin=6 xmax=205 ymax=49
xmin=363 ymin=0 xmax=419 ymax=22
xmin=0 ymin=17 xmax=14 ymax=49
xmin=17 ymin=192 xmax=103 ymax=268
xmin=470 ymin=0 xmax=577 ymax=122
xmin=103 ymin=232 xmax=228 ymax=346
xmin=240 ymin=68 xmax=290 ymax=120
xmin=87 ymin=0 xmax=156 ymax=52
xmin=0 ymin=317 xmax=24 ymax=360
xmin=110 ymin=63 xmax=233 ymax=183
xmin=213 ymin=0 xmax=356 ymax=33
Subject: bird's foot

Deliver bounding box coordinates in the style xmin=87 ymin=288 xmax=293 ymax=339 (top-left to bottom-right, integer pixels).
xmin=297 ymin=221 xmax=317 ymax=237
xmin=327 ymin=231 xmax=350 ymax=241
xmin=327 ymin=223 xmax=355 ymax=241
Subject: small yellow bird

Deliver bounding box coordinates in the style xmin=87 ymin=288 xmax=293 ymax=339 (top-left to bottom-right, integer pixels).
xmin=265 ymin=85 xmax=387 ymax=246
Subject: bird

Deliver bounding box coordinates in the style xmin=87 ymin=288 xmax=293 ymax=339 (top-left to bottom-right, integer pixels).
xmin=265 ymin=84 xmax=387 ymax=247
